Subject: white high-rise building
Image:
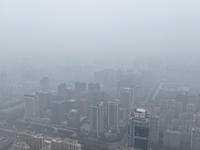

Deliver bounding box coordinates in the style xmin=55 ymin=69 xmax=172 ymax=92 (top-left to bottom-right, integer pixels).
xmin=107 ymin=101 xmax=120 ymax=131
xmin=24 ymin=94 xmax=38 ymax=117
xmin=89 ymin=102 xmax=104 ymax=135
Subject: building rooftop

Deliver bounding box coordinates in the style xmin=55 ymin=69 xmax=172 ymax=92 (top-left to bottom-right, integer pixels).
xmin=52 ymin=138 xmax=80 ymax=145
xmin=116 ymin=147 xmax=141 ymax=150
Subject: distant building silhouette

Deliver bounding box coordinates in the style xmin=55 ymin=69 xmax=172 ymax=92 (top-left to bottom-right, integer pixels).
xmin=51 ymin=101 xmax=65 ymax=125
xmin=40 ymin=77 xmax=49 ymax=92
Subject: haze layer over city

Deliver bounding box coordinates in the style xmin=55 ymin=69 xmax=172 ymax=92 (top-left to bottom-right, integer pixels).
xmin=0 ymin=1 xmax=200 ymax=150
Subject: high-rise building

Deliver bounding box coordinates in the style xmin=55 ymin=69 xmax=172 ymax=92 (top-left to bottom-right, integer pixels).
xmin=78 ymin=98 xmax=88 ymax=116
xmin=128 ymin=108 xmax=150 ymax=150
xmin=65 ymin=99 xmax=78 ymax=114
xmin=120 ymin=88 xmax=134 ymax=116
xmin=51 ymin=137 xmax=81 ymax=150
xmin=36 ymin=92 xmax=52 ymax=112
xmin=190 ymin=127 xmax=200 ymax=150
xmin=9 ymin=141 xmax=30 ymax=150
xmin=163 ymin=130 xmax=180 ymax=149
xmin=24 ymin=94 xmax=38 ymax=117
xmin=57 ymin=83 xmax=67 ymax=95
xmin=40 ymin=77 xmax=49 ymax=92
xmin=67 ymin=109 xmax=81 ymax=128
xmin=150 ymin=115 xmax=159 ymax=145
xmin=51 ymin=101 xmax=65 ymax=125
xmin=107 ymin=101 xmax=120 ymax=131
xmin=19 ymin=130 xmax=44 ymax=150
xmin=75 ymin=82 xmax=86 ymax=98
xmin=89 ymin=102 xmax=104 ymax=135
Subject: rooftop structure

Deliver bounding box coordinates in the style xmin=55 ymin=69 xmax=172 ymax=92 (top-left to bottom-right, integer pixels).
xmin=51 ymin=138 xmax=81 ymax=150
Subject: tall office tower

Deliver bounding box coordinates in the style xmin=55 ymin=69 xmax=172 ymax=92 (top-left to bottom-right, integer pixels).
xmin=176 ymin=92 xmax=198 ymax=112
xmin=37 ymin=92 xmax=52 ymax=112
xmin=75 ymin=82 xmax=86 ymax=98
xmin=67 ymin=109 xmax=81 ymax=128
xmin=65 ymin=99 xmax=78 ymax=114
xmin=163 ymin=130 xmax=180 ymax=149
xmin=40 ymin=77 xmax=49 ymax=92
xmin=191 ymin=127 xmax=200 ymax=150
xmin=150 ymin=115 xmax=159 ymax=145
xmin=89 ymin=102 xmax=104 ymax=135
xmin=9 ymin=141 xmax=30 ymax=150
xmin=51 ymin=101 xmax=65 ymax=125
xmin=120 ymin=87 xmax=134 ymax=116
xmin=24 ymin=94 xmax=38 ymax=117
xmin=19 ymin=130 xmax=44 ymax=150
xmin=128 ymin=108 xmax=150 ymax=150
xmin=107 ymin=101 xmax=120 ymax=131
xmin=57 ymin=83 xmax=67 ymax=95
xmin=51 ymin=138 xmax=81 ymax=150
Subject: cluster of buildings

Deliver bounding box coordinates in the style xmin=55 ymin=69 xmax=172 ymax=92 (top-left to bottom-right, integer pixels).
xmin=9 ymin=130 xmax=81 ymax=150
xmin=155 ymin=91 xmax=200 ymax=150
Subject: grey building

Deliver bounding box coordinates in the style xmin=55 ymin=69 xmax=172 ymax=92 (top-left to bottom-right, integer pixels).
xmin=128 ymin=108 xmax=150 ymax=150
xmin=107 ymin=101 xmax=120 ymax=131
xmin=51 ymin=101 xmax=65 ymax=125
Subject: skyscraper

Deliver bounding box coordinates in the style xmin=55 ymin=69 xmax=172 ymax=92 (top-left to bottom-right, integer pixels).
xmin=89 ymin=102 xmax=104 ymax=135
xmin=75 ymin=82 xmax=86 ymax=98
xmin=57 ymin=83 xmax=67 ymax=95
xmin=107 ymin=101 xmax=120 ymax=131
xmin=120 ymin=87 xmax=134 ymax=116
xmin=51 ymin=101 xmax=65 ymax=125
xmin=24 ymin=94 xmax=38 ymax=117
xmin=36 ymin=92 xmax=52 ymax=112
xmin=128 ymin=108 xmax=150 ymax=150
xmin=150 ymin=115 xmax=159 ymax=145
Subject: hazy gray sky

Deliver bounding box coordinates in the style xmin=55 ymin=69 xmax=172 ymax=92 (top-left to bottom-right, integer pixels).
xmin=1 ymin=0 xmax=200 ymax=63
